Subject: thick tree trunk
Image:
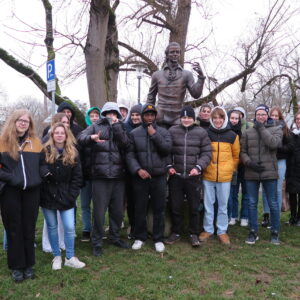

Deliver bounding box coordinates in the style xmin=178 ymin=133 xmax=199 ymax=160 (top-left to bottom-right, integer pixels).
xmin=104 ymin=9 xmax=119 ymax=101
xmin=85 ymin=0 xmax=110 ymax=107
xmin=169 ymin=0 xmax=191 ymax=65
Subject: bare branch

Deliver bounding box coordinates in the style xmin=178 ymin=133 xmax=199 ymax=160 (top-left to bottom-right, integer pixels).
xmin=118 ymin=41 xmax=158 ymax=74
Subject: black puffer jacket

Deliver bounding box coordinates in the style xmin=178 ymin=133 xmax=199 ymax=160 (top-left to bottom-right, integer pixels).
xmin=168 ymin=124 xmax=212 ymax=176
xmin=126 ymin=122 xmax=172 ymax=176
xmin=77 ymin=118 xmax=130 ymax=179
xmin=40 ymin=152 xmax=82 ymax=210
xmin=286 ymin=130 xmax=300 ymax=193
xmin=275 ymin=121 xmax=293 ymax=160
xmin=0 ymin=136 xmax=45 ymax=189
xmin=196 ymin=118 xmax=210 ymax=131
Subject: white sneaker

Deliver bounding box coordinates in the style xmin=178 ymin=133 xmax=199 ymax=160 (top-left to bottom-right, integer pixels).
xmin=240 ymin=219 xmax=249 ymax=227
xmin=132 ymin=240 xmax=144 ymax=250
xmin=229 ymin=218 xmax=237 ymax=225
xmin=52 ymin=256 xmax=62 ymax=270
xmin=64 ymin=257 xmax=86 ymax=269
xmin=154 ymin=242 xmax=165 ymax=253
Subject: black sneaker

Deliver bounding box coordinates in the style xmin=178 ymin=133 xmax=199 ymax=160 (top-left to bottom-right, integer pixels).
xmin=113 ymin=239 xmax=130 ymax=249
xmin=23 ymin=267 xmax=34 ymax=280
xmin=81 ymin=231 xmax=91 ymax=242
xmin=270 ymin=231 xmax=280 ymax=245
xmin=12 ymin=270 xmax=24 ymax=283
xmin=93 ymin=246 xmax=103 ymax=257
xmin=190 ymin=234 xmax=200 ymax=247
xmin=165 ymin=233 xmax=181 ymax=245
xmin=245 ymin=230 xmax=259 ymax=245
xmin=261 ymin=213 xmax=270 ymax=228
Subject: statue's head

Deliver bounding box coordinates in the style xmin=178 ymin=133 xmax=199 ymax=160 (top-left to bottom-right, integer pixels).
xmin=165 ymin=42 xmax=181 ymax=63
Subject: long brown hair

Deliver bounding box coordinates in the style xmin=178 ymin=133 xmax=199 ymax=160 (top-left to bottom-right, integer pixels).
xmin=0 ymin=109 xmax=36 ymax=160
xmin=270 ymin=107 xmax=289 ymax=136
xmin=51 ymin=113 xmax=70 ymax=127
xmin=44 ymin=123 xmax=77 ymax=165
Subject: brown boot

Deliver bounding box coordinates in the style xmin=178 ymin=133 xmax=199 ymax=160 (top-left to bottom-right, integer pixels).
xmin=199 ymin=232 xmax=212 ymax=242
xmin=219 ymin=233 xmax=230 ymax=245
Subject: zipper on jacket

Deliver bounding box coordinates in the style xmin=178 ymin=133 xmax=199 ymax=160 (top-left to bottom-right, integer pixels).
xmin=20 ymin=152 xmax=27 ymax=190
xmin=216 ymin=134 xmax=220 ymax=182
xmin=109 ymin=126 xmax=112 ymax=177
xmin=183 ymin=127 xmax=188 ymax=177
xmin=258 ymin=134 xmax=261 ymax=181
xmin=147 ymin=133 xmax=151 ymax=173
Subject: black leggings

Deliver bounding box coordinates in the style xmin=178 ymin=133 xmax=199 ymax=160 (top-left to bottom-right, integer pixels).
xmin=1 ymin=185 xmax=40 ymax=270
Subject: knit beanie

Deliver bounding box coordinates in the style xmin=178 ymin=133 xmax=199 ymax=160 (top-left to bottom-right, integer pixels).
xmin=180 ymin=106 xmax=195 ymax=120
xmin=255 ymin=104 xmax=269 ymax=116
xmin=130 ymin=104 xmax=142 ymax=115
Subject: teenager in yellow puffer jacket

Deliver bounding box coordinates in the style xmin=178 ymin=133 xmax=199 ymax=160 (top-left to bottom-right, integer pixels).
xmin=199 ymin=106 xmax=240 ymax=245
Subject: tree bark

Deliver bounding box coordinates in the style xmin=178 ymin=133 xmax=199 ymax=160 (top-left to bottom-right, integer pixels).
xmin=104 ymin=8 xmax=119 ymax=101
xmin=85 ymin=0 xmax=119 ymax=107
xmin=169 ymin=0 xmax=191 ymax=65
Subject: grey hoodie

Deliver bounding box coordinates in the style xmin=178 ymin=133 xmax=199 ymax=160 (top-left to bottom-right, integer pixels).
xmin=101 ymin=102 xmax=122 ymax=120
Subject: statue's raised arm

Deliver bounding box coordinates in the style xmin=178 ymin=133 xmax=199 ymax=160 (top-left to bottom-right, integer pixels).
xmin=147 ymin=42 xmax=205 ymax=128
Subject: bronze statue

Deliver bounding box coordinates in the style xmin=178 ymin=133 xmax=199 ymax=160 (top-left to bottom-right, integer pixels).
xmin=147 ymin=42 xmax=205 ymax=127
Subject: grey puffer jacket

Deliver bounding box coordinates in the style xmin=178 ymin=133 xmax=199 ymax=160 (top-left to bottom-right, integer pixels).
xmin=168 ymin=124 xmax=212 ymax=176
xmin=240 ymin=119 xmax=283 ymax=180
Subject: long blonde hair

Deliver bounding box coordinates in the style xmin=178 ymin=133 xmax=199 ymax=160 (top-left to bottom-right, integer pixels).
xmin=0 ymin=109 xmax=37 ymax=160
xmin=46 ymin=113 xmax=76 ymax=144
xmin=44 ymin=123 xmax=77 ymax=165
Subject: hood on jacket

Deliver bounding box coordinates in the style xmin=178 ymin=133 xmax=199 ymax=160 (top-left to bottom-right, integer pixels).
xmin=57 ymin=101 xmax=75 ymax=124
xmin=85 ymin=106 xmax=101 ymax=126
xmin=210 ymin=106 xmax=229 ymax=130
xmin=233 ymin=106 xmax=246 ymax=119
xmin=125 ymin=104 xmax=142 ymax=125
xmin=118 ymin=103 xmax=129 ymax=112
xmin=101 ymin=102 xmax=122 ymax=120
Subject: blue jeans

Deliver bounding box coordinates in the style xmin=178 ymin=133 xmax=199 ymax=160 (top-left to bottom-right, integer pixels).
xmin=262 ymin=159 xmax=286 ymax=213
xmin=3 ymin=230 xmax=7 ymax=250
xmin=203 ymin=180 xmax=231 ymax=235
xmin=246 ymin=180 xmax=280 ymax=232
xmin=80 ymin=180 xmax=93 ymax=233
xmin=227 ymin=166 xmax=249 ymax=220
xmin=42 ymin=208 xmax=75 ymax=259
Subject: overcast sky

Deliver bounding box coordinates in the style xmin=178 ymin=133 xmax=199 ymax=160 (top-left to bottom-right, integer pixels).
xmin=0 ymin=0 xmax=298 ymax=107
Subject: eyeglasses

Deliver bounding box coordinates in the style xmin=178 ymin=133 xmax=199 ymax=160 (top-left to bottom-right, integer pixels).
xmin=16 ymin=119 xmax=30 ymax=125
xmin=256 ymin=114 xmax=267 ymax=117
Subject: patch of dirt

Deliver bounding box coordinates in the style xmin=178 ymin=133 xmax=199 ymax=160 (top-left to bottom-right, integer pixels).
xmin=255 ymin=273 xmax=272 ymax=285
xmin=222 ymin=289 xmax=235 ymax=298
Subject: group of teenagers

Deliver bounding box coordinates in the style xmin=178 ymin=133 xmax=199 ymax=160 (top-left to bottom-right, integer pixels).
xmin=0 ymin=99 xmax=299 ymax=283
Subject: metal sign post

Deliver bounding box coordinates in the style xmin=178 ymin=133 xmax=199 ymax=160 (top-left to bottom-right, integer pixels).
xmin=46 ymin=59 xmax=56 ymax=116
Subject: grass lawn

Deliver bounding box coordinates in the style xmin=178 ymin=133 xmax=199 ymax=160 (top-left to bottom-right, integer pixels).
xmin=0 ymin=206 xmax=299 ymax=300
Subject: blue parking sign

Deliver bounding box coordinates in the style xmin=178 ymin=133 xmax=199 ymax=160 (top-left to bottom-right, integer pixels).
xmin=47 ymin=59 xmax=55 ymax=81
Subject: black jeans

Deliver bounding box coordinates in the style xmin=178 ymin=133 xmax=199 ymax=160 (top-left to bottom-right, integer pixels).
xmin=169 ymin=175 xmax=202 ymax=235
xmin=91 ymin=179 xmax=125 ymax=247
xmin=289 ymin=193 xmax=300 ymax=219
xmin=133 ymin=175 xmax=167 ymax=242
xmin=1 ymin=185 xmax=40 ymax=270
xmin=125 ymin=175 xmax=135 ymax=233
